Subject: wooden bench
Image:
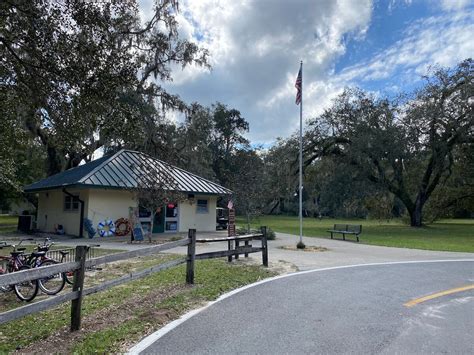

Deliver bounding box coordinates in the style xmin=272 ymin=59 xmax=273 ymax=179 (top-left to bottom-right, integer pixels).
xmin=327 ymin=224 xmax=362 ymax=242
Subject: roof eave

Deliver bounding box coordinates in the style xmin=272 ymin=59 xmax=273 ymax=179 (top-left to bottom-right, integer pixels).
xmin=24 ymin=183 xmax=233 ymax=196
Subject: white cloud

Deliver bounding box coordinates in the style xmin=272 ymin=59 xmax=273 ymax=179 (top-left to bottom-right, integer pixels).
xmin=165 ymin=0 xmax=373 ymax=143
xmin=439 ymin=0 xmax=472 ymax=11
xmin=336 ymin=11 xmax=474 ymax=87
xmin=152 ymin=0 xmax=472 ymax=145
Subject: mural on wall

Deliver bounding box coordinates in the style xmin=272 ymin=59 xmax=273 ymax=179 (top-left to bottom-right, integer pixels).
xmin=97 ymin=219 xmax=116 ymax=237
xmin=83 ymin=218 xmax=96 ymax=238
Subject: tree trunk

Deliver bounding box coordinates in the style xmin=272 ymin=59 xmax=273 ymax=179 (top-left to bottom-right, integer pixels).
xmin=46 ymin=146 xmax=65 ymax=176
xmin=409 ymin=208 xmax=423 ymax=227
xmin=409 ymin=195 xmax=426 ymax=227
xmin=149 ymin=209 xmax=155 ymax=243
xmin=246 ymin=211 xmax=250 ymax=233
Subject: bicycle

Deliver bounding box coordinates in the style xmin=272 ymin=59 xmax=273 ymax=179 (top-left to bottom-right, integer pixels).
xmin=0 ymin=239 xmax=39 ymax=302
xmin=58 ymin=250 xmax=74 ymax=285
xmin=59 ymin=243 xmax=102 ymax=285
xmin=23 ymin=238 xmax=66 ymax=295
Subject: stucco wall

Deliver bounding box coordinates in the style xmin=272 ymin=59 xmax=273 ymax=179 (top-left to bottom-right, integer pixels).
xmin=178 ymin=195 xmax=217 ymax=232
xmin=37 ymin=189 xmax=89 ymax=237
xmin=37 ymin=188 xmax=217 ymax=236
xmin=87 ymin=189 xmax=137 ymax=234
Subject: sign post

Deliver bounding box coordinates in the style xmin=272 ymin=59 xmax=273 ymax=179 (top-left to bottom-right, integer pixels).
xmin=129 ymin=207 xmax=144 ymax=242
xmin=227 ymin=208 xmax=236 ymax=262
xmin=228 ymin=208 xmax=236 ymax=237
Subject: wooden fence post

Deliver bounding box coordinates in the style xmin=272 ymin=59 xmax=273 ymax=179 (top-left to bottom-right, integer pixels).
xmin=260 ymin=226 xmax=268 ymax=267
xmin=70 ymin=245 xmax=88 ymax=331
xmin=186 ymin=229 xmax=196 ymax=284
xmin=235 ymin=239 xmax=240 ymax=259
xmin=227 ymin=239 xmax=233 ymax=262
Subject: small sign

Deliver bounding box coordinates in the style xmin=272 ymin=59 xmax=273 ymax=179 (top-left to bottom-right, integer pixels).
xmin=129 ymin=206 xmax=145 ymax=242
xmin=229 ymin=209 xmax=235 ymax=223
xmin=132 ymin=226 xmax=144 ymax=241
xmin=228 ymin=208 xmax=236 ymax=237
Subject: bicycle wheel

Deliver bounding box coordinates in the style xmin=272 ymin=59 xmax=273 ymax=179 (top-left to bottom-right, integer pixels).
xmin=65 ymin=271 xmax=74 ymax=285
xmin=0 ymin=266 xmax=12 ymax=292
xmin=14 ymin=265 xmax=39 ymax=302
xmin=0 ymin=271 xmax=12 ymax=293
xmin=38 ymin=260 xmax=66 ymax=295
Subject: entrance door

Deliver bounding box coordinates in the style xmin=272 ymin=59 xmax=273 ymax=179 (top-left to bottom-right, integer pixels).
xmin=165 ymin=203 xmax=179 ymax=232
xmin=152 ymin=207 xmax=165 ymax=233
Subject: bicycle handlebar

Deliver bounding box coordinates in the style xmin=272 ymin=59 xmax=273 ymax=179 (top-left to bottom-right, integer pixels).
xmin=9 ymin=238 xmax=34 ymax=250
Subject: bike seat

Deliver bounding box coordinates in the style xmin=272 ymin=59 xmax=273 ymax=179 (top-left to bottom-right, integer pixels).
xmin=37 ymin=246 xmax=49 ymax=252
xmin=10 ymin=251 xmax=24 ymax=257
xmin=17 ymin=247 xmax=26 ymax=252
xmin=31 ymin=251 xmax=46 ymax=257
xmin=59 ymin=250 xmax=69 ymax=256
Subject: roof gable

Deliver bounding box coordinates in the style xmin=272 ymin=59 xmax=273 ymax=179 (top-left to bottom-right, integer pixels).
xmin=24 ymin=150 xmax=232 ymax=195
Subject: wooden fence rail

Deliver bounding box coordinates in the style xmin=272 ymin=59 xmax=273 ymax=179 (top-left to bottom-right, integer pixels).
xmin=84 ymin=238 xmax=189 ymax=268
xmin=0 ymin=226 xmax=269 ymax=330
xmin=0 ymin=261 xmax=80 ymax=287
xmin=0 ymin=236 xmax=192 ymax=328
xmin=195 ymin=226 xmax=268 ymax=267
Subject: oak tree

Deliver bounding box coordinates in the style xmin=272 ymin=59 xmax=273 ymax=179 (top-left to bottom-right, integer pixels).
xmin=305 ymin=59 xmax=473 ymax=226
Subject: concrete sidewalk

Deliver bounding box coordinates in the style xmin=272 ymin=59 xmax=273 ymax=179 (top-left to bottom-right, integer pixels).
xmin=166 ymin=232 xmax=474 ymax=271
xmin=262 ymin=232 xmax=474 ymax=270
xmin=7 ymin=231 xmax=473 ymax=270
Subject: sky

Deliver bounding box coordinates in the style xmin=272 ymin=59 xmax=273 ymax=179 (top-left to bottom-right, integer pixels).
xmin=140 ymin=0 xmax=474 ymax=146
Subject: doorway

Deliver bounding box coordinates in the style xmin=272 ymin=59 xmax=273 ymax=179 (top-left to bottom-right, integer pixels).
xmin=165 ymin=203 xmax=179 ymax=232
xmin=152 ymin=207 xmax=165 ymax=233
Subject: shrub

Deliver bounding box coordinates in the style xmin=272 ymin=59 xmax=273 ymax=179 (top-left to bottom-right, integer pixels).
xmin=266 ymin=228 xmax=276 ymax=240
xmin=236 ymin=227 xmax=276 ymax=240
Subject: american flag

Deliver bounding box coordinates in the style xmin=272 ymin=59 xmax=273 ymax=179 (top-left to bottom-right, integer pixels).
xmin=295 ymin=67 xmax=302 ymax=105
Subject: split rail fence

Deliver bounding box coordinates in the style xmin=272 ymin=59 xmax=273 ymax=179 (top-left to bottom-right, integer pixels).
xmin=0 ymin=227 xmax=268 ymax=330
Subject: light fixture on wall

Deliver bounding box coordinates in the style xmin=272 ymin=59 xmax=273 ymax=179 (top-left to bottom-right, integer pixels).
xmin=187 ymin=193 xmax=195 ymax=205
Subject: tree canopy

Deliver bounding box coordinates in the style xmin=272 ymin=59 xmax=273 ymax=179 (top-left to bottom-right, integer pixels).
xmin=304 ymin=59 xmax=473 ymax=226
xmin=0 ymin=0 xmax=471 ymax=227
xmin=0 ymin=0 xmax=208 ymax=176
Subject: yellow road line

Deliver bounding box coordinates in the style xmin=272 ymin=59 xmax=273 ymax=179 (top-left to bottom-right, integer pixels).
xmin=404 ymin=284 xmax=474 ymax=308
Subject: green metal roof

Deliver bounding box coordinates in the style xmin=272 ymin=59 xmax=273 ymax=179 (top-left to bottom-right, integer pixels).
xmin=24 ymin=149 xmax=232 ymax=195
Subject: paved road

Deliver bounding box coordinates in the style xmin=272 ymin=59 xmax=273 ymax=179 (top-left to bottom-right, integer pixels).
xmin=137 ymin=260 xmax=474 ymax=354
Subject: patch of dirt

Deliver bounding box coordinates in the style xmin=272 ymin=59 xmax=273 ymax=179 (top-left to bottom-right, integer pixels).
xmin=278 ymin=245 xmax=329 ymax=252
xmin=15 ymin=281 xmax=190 ymax=354
xmin=232 ymin=257 xmax=299 ymax=274
xmin=269 ymin=260 xmax=299 ymax=274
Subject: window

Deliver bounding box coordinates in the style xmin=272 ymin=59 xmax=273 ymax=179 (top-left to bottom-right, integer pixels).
xmin=165 ymin=221 xmax=178 ymax=231
xmin=138 ymin=206 xmax=151 ymax=218
xmin=64 ymin=195 xmax=80 ymax=211
xmin=196 ymin=199 xmax=208 ymax=213
xmin=166 ymin=203 xmax=178 ymax=218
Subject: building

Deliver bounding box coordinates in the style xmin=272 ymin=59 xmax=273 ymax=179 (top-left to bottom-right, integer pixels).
xmin=24 ymin=149 xmax=232 ymax=237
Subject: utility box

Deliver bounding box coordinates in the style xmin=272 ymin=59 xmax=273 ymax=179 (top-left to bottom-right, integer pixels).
xmin=17 ymin=215 xmax=35 ymax=233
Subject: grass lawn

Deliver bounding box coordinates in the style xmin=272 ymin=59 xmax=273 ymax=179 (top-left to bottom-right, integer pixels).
xmin=0 ymin=255 xmax=275 ymax=353
xmin=238 ymin=215 xmax=474 ymax=253
xmin=0 ymin=216 xmax=18 ymax=233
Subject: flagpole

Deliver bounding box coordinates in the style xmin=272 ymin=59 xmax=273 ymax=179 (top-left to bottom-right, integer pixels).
xmin=298 ymin=60 xmax=303 ymax=246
